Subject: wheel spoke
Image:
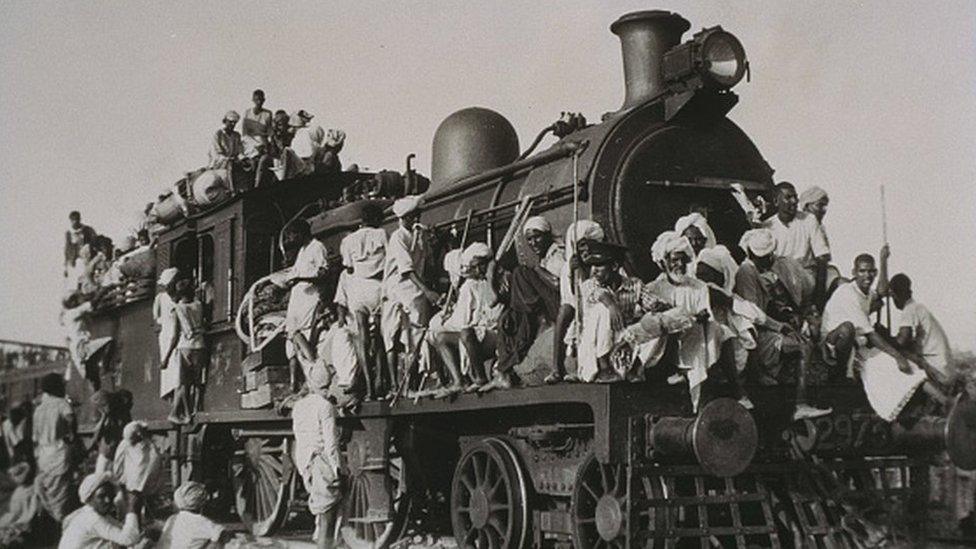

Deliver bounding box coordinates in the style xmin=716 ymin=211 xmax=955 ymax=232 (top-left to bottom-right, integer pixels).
xmin=577 ymin=516 xmax=596 ymax=524
xmin=487 ymin=472 xmax=504 ymax=498
xmin=461 ymin=471 xmax=477 ymax=493
xmin=582 ymin=479 xmax=600 ymax=502
xmin=473 ymin=453 xmax=485 ymax=486
xmin=599 ymin=464 xmax=609 ymax=492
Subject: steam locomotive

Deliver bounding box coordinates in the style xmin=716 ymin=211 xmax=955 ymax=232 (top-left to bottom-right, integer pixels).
xmin=72 ymin=9 xmax=976 ymax=548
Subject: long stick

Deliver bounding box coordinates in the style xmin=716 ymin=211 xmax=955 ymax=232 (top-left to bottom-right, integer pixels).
xmin=571 ymin=151 xmax=583 ymax=343
xmin=880 ymin=185 xmax=891 ymax=328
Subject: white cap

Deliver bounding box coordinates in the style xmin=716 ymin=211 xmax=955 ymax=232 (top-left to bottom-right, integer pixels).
xmin=158 ymin=267 xmax=179 ymax=286
xmin=739 ymin=228 xmax=776 ymax=257
xmin=522 ymin=216 xmax=551 ymax=235
xmin=461 ymin=242 xmax=492 ymax=267
xmin=392 ymin=195 xmax=422 ymax=218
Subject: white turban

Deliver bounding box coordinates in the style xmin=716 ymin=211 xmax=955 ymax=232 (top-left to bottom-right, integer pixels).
xmin=651 ymin=231 xmax=695 ymax=265
xmin=122 ymin=420 xmax=147 ymax=443
xmin=697 ymin=245 xmax=738 ymax=294
xmin=461 ymin=242 xmax=492 ymax=268
xmin=174 ymin=481 xmax=208 ymax=511
xmin=565 ymin=220 xmax=604 ymax=244
xmin=798 ymin=185 xmax=828 ymax=209
xmin=739 ymin=228 xmax=776 ymax=258
xmin=223 ymin=110 xmax=240 ymax=123
xmin=78 ymin=472 xmax=115 ymax=504
xmin=522 ymin=216 xmax=551 ymax=235
xmin=674 ymin=213 xmax=716 ymax=249
xmin=443 ymin=249 xmax=462 ymax=278
xmin=392 ymin=195 xmax=422 ymax=218
xmin=158 ymin=267 xmax=179 ymax=286
xmin=307 ymin=361 xmax=332 ymax=390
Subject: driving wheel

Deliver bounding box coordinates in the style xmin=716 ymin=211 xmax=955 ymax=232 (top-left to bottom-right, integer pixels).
xmin=451 ymin=437 xmax=530 ymax=549
xmin=571 ymin=452 xmax=629 ymax=549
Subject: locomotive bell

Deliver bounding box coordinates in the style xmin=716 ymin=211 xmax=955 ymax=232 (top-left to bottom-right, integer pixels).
xmin=611 ymin=10 xmax=690 ymax=110
xmin=430 ymin=107 xmax=520 ymax=193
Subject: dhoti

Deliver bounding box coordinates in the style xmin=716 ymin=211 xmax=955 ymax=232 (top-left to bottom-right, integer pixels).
xmin=859 ymin=351 xmax=927 ymax=422
xmin=34 ymin=444 xmax=72 ymax=521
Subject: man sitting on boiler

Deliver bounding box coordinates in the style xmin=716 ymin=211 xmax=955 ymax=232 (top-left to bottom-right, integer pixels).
xmin=821 ymin=251 xmax=937 ymax=421
xmin=763 ymin=182 xmax=831 ymax=303
xmin=492 ymin=216 xmax=563 ymax=390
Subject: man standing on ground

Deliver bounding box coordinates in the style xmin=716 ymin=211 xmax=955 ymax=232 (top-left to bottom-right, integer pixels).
xmin=33 ymin=374 xmax=77 ymax=523
xmin=292 ymin=363 xmax=343 ymax=549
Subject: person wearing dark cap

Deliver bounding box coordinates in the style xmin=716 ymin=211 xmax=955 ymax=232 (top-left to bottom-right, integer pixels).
xmin=575 ymin=239 xmax=643 ymax=383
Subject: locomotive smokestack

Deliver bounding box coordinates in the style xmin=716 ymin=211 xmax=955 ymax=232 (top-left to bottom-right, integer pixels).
xmin=611 ymin=10 xmax=690 ymax=110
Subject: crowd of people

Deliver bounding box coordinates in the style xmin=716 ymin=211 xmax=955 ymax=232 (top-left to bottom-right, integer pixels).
xmin=0 ymin=373 xmax=227 ymax=547
xmin=276 ymin=181 xmax=954 ymax=423
xmin=205 ymin=88 xmax=346 ymax=191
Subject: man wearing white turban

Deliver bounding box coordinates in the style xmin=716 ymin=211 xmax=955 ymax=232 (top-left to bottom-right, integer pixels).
xmin=493 ymin=215 xmax=564 ymax=389
xmin=382 ymin=196 xmax=438 ymax=390
xmin=157 ymin=481 xmax=226 ymax=549
xmin=674 ymin=213 xmax=716 ymax=256
xmin=735 ymin=229 xmax=831 ymax=419
xmin=59 ymin=472 xmax=141 ymax=549
xmin=431 ymin=242 xmax=502 ymax=393
xmin=547 ymin=220 xmax=606 ymax=384
xmin=641 ymin=231 xmax=716 ymax=410
xmin=292 ymin=362 xmax=343 ymax=548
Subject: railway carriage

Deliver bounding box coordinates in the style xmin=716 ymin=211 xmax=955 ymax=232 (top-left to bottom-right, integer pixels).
xmin=69 ymin=9 xmax=976 ymax=548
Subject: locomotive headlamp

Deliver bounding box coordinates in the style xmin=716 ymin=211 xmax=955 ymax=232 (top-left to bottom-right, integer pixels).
xmin=663 ymin=26 xmax=748 ymax=90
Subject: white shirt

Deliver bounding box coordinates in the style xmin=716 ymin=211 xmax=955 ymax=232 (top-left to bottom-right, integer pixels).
xmin=382 ymin=226 xmax=428 ymax=304
xmin=58 ymin=506 xmax=141 ymax=549
xmin=822 ymin=282 xmax=874 ymax=335
xmin=340 ymin=227 xmax=387 ymax=279
xmin=443 ymin=278 xmax=502 ymax=332
xmin=292 ymin=393 xmax=341 ymax=478
xmin=898 ymin=300 xmax=952 ymax=374
xmin=286 ymin=239 xmax=330 ymax=334
xmin=763 ymin=211 xmax=830 ymax=264
xmin=539 ymin=242 xmax=566 ymax=280
xmin=316 ymin=325 xmax=359 ymax=388
xmin=157 ymin=510 xmax=224 ymax=549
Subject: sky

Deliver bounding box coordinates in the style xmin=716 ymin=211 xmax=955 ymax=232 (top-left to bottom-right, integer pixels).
xmin=1 ymin=1 xmax=974 ymax=349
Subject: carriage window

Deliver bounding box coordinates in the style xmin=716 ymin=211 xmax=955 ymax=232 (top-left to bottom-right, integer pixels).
xmin=172 ymin=238 xmax=200 ymax=282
